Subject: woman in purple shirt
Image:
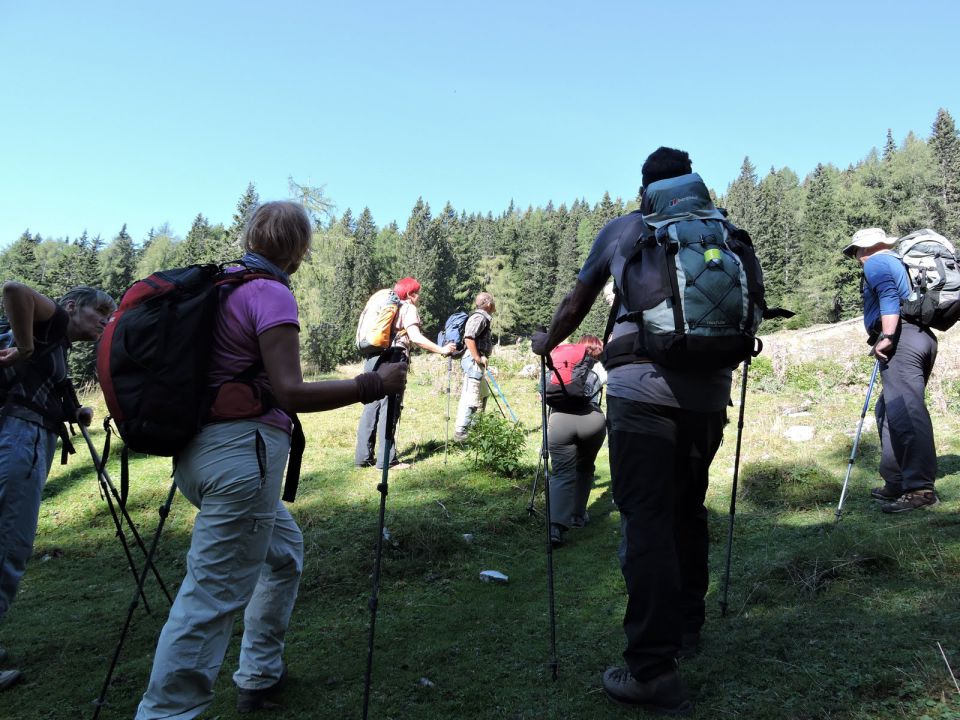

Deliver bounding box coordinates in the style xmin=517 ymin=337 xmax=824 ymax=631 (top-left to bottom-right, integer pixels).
xmin=136 ymin=202 xmax=406 ymax=720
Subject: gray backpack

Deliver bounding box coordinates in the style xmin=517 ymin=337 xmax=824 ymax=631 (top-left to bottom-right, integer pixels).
xmin=897 ymin=229 xmax=960 ymax=331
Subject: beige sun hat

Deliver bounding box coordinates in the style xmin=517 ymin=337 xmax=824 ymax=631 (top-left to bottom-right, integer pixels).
xmin=842 ymin=227 xmax=896 ymax=258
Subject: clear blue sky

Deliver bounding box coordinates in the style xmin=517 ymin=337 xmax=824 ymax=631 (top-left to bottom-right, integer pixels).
xmin=1 ymin=0 xmax=958 ymax=248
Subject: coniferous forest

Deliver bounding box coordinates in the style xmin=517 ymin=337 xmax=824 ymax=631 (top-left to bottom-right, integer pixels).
xmin=3 ymin=108 xmax=959 ymax=383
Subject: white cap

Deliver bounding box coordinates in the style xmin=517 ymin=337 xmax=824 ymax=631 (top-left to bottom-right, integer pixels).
xmin=842 ymin=227 xmax=896 ymax=258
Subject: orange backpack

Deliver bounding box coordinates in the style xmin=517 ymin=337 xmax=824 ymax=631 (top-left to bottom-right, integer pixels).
xmin=355 ymin=289 xmax=402 ymax=357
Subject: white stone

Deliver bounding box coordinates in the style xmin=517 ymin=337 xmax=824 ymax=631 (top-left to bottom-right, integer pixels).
xmin=784 ymin=425 xmax=815 ymax=442
xmin=479 ymin=570 xmax=509 ymax=584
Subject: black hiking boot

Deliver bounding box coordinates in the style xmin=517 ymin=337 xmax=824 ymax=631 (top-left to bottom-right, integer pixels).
xmin=236 ymin=663 xmax=288 ymax=714
xmin=602 ymin=665 xmax=692 ymax=715
xmin=870 ymin=484 xmax=901 ymax=501
xmin=549 ymin=524 xmax=565 ymax=548
xmin=881 ymin=490 xmax=939 ymax=514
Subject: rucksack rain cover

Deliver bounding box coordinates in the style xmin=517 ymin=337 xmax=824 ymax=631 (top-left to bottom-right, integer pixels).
xmin=545 ymin=343 xmax=596 ymax=412
xmin=620 ymin=173 xmax=765 ymax=370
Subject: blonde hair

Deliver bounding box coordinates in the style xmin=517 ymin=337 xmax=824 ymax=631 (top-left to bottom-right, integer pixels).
xmin=242 ymin=201 xmax=312 ymax=266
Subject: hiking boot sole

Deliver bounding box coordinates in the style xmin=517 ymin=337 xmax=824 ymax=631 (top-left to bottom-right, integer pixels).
xmin=604 ymin=689 xmax=693 ymax=716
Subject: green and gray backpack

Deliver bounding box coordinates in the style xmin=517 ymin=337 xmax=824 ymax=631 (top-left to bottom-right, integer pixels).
xmin=612 ymin=173 xmax=786 ymax=370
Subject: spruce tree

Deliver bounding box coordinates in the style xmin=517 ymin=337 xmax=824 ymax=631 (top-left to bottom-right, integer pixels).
xmin=229 ymin=182 xmax=260 ymax=243
xmin=1 ymin=231 xmax=42 ymax=290
xmin=724 ymin=157 xmax=760 ymax=229
xmin=99 ymin=224 xmax=137 ymax=299
xmin=930 ymin=108 xmax=960 ymax=237
xmin=399 ymin=198 xmax=444 ymax=328
xmin=177 ymin=214 xmax=213 ymax=265
xmin=883 ymin=129 xmax=897 ymax=161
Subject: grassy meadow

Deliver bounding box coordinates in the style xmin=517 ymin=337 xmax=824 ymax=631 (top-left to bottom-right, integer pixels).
xmin=4 ymin=322 xmax=960 ymax=720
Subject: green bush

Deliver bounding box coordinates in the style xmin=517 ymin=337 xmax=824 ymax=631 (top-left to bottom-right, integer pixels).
xmin=463 ymin=412 xmax=526 ymax=477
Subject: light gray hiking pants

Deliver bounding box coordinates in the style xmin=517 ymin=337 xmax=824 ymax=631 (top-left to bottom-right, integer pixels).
xmin=547 ymin=408 xmax=606 ymax=528
xmin=136 ymin=421 xmax=303 ymax=720
xmin=454 ymin=356 xmax=488 ymax=434
xmin=875 ymin=322 xmax=938 ymax=493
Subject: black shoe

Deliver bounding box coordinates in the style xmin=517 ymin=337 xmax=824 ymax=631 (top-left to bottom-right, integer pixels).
xmin=870 ymin=484 xmax=901 ymax=501
xmin=881 ymin=490 xmax=939 ymax=513
xmin=602 ymin=665 xmax=692 ymax=715
xmin=678 ymin=632 xmax=701 ymax=660
xmin=549 ymin=524 xmax=565 ymax=548
xmin=236 ymin=663 xmax=288 ymax=714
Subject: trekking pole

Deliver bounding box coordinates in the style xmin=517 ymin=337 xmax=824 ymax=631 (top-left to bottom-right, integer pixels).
xmin=527 ymin=449 xmax=544 ymax=516
xmin=78 ymin=424 xmax=152 ymax=613
xmin=538 ymin=355 xmax=559 ymax=680
xmin=362 ymin=351 xmax=405 ymax=720
xmin=444 ymin=356 xmax=452 ymax=465
xmin=483 ymin=375 xmax=508 ymax=420
xmin=91 ymin=480 xmax=177 ymax=720
xmin=485 ymin=369 xmax=518 ymax=423
xmin=78 ymin=424 xmax=174 ymax=606
xmin=835 ymin=358 xmax=881 ymax=522
xmin=720 ymin=358 xmax=751 ymax=618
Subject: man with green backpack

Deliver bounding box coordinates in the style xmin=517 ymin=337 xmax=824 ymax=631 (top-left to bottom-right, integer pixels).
xmin=533 ymin=147 xmax=772 ymax=715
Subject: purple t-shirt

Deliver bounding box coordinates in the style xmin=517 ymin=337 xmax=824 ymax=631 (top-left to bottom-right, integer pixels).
xmin=208 ymin=276 xmax=300 ymax=433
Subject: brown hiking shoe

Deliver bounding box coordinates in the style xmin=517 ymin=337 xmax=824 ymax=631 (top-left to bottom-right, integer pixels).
xmin=870 ymin=485 xmax=901 ymax=501
xmin=236 ymin=663 xmax=288 ymax=714
xmin=602 ymin=665 xmax=692 ymax=715
xmin=881 ymin=490 xmax=939 ymax=514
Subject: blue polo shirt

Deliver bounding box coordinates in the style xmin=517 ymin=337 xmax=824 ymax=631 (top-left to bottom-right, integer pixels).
xmin=862 ymin=251 xmax=911 ymax=331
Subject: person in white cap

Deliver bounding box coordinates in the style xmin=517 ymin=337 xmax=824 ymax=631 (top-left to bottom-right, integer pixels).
xmin=843 ymin=227 xmax=939 ymax=512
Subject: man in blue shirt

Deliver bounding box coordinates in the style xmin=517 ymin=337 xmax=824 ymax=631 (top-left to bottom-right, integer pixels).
xmin=843 ymin=227 xmax=938 ymax=512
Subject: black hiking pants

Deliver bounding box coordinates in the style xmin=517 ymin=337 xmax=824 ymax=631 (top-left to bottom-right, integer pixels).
xmin=607 ymin=397 xmax=725 ymax=681
xmin=876 ymin=322 xmax=938 ymax=494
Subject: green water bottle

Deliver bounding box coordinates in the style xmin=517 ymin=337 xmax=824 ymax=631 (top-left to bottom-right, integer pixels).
xmin=704 ymin=247 xmax=722 ymax=268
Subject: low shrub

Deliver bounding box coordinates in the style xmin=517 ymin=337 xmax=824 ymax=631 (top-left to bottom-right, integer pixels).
xmin=463 ymin=412 xmax=526 ymax=477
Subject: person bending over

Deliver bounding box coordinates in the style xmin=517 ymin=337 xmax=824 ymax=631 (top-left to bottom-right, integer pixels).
xmin=0 ymin=283 xmax=115 ymax=691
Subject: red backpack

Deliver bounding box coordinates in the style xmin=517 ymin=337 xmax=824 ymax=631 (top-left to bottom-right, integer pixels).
xmin=97 ymin=264 xmax=284 ymax=455
xmin=545 ymin=343 xmax=597 ymax=412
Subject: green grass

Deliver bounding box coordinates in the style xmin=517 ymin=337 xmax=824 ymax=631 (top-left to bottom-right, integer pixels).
xmin=4 ymin=348 xmax=960 ymax=719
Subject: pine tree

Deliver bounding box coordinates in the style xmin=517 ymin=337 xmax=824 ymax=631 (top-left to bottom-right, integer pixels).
xmin=1 ymin=230 xmax=42 ymax=287
xmin=229 ymin=182 xmax=260 ymax=243
xmin=512 ymin=209 xmax=558 ymax=334
xmin=794 ymin=164 xmax=852 ymax=322
xmin=724 ymin=157 xmax=760 ymax=229
xmin=99 ymin=224 xmax=137 ymax=299
xmin=177 ymin=214 xmax=213 ymax=266
xmin=930 ymin=108 xmax=960 ymax=237
xmin=883 ymin=129 xmax=897 ymax=161
xmin=753 ymin=168 xmax=802 ymax=306
xmin=398 ymin=198 xmax=445 ymax=328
